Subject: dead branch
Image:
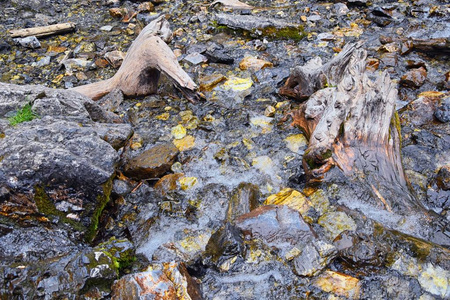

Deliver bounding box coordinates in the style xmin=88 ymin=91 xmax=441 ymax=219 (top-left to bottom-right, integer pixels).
xmin=9 ymin=23 xmax=76 ymax=38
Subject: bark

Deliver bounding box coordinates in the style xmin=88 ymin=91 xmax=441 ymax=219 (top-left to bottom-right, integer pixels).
xmin=71 ymin=16 xmax=199 ymax=102
xmin=282 ymin=42 xmax=425 ymax=214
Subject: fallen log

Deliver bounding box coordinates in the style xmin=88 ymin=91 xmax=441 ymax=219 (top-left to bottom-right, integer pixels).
xmin=9 ymin=23 xmax=76 ymax=38
xmin=71 ymin=16 xmax=199 ymax=102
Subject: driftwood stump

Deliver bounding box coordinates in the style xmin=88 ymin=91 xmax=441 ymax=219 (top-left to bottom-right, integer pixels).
xmin=280 ymin=42 xmax=425 ymax=214
xmin=71 ymin=16 xmax=199 ymax=102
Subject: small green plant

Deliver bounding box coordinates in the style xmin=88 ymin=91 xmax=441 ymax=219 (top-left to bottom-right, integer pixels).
xmin=8 ymin=104 xmax=38 ymax=126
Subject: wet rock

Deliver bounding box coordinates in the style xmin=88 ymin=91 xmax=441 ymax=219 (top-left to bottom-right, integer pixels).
xmin=111 ymin=262 xmax=201 ymax=300
xmin=318 ymin=212 xmax=357 ymax=241
xmin=337 ymin=232 xmax=391 ymax=267
xmin=400 ymin=67 xmax=427 ymax=88
xmin=0 ymin=41 xmax=11 ymax=53
xmin=334 ymin=3 xmax=349 ymax=15
xmin=14 ymin=36 xmax=41 ymax=48
xmin=264 ymin=188 xmax=313 ymax=221
xmin=173 ymin=135 xmax=196 ymax=151
xmin=367 ymin=7 xmax=393 ymax=26
xmin=400 ymin=95 xmax=439 ymax=126
xmin=104 ymin=50 xmax=125 ymax=69
xmin=123 ymin=143 xmax=179 ymax=180
xmin=97 ymin=89 xmax=124 ymax=113
xmin=203 ymin=222 xmax=244 ymax=269
xmin=178 ymin=176 xmax=198 ymax=190
xmin=235 ymin=205 xmax=316 ymax=255
xmin=227 ymin=182 xmax=260 ymax=222
xmin=113 ymin=179 xmax=132 ymax=196
xmin=239 ymin=56 xmax=273 ymax=72
xmin=437 ymin=165 xmax=450 ymax=190
xmin=418 ymin=263 xmax=450 ymax=298
xmin=435 ymin=97 xmax=450 ymax=123
xmin=213 ymin=77 xmax=253 ymax=108
xmin=155 ymin=173 xmax=184 ymax=196
xmin=199 ymin=74 xmax=226 ymax=92
xmin=0 ymin=119 xmax=124 ymax=193
xmin=203 ymin=48 xmax=234 ymax=64
xmin=0 ymin=227 xmax=121 ymax=299
xmin=380 ymin=52 xmax=398 ymax=67
xmin=184 ymin=52 xmax=208 ymax=65
xmin=293 ymin=241 xmax=337 ymax=276
xmin=111 ymin=269 xmax=177 ymax=299
xmin=314 ymin=270 xmax=361 ymax=299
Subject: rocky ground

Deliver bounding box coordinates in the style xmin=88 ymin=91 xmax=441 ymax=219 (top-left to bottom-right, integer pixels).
xmin=0 ymin=0 xmax=449 ymax=299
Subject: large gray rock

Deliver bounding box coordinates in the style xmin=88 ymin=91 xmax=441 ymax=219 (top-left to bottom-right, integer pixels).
xmin=0 ymin=226 xmax=133 ymax=299
xmin=0 ymin=82 xmax=132 ymax=240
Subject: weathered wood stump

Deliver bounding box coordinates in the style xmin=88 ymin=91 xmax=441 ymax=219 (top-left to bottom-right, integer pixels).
xmin=71 ymin=16 xmax=199 ymax=102
xmin=280 ymin=42 xmax=425 ymax=214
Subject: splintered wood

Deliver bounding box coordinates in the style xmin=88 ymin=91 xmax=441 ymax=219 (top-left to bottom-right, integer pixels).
xmin=281 ymin=42 xmax=424 ymax=213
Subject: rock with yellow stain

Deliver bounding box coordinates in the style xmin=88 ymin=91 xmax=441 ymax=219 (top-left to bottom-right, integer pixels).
xmin=221 ymin=77 xmax=253 ymax=91
xmin=171 ymin=124 xmax=187 ymax=140
xmin=199 ymin=74 xmax=226 ymax=91
xmin=284 ymin=134 xmax=308 ymax=153
xmin=318 ymin=212 xmax=357 ymax=241
xmin=239 ymin=56 xmax=273 ymax=72
xmin=250 ymin=115 xmax=273 ymax=133
xmin=264 ymin=105 xmax=276 ymax=117
xmin=176 ymin=233 xmax=211 ymax=259
xmin=314 ymin=270 xmax=361 ymax=299
xmin=173 ymin=135 xmax=196 ymax=151
xmin=418 ymin=263 xmax=450 ymax=298
xmin=264 ymin=188 xmax=312 ymax=220
xmin=418 ymin=91 xmax=444 ymax=98
xmin=308 ymin=189 xmax=330 ymax=215
xmin=155 ymin=112 xmax=170 ymax=120
xmin=178 ymin=176 xmax=198 ymax=190
xmin=333 ymin=23 xmax=363 ymax=38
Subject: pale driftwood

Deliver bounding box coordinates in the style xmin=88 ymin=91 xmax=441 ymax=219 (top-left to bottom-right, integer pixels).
xmin=9 ymin=23 xmax=76 ymax=38
xmin=283 ymin=42 xmax=425 ymax=214
xmin=71 ymin=17 xmax=199 ymax=102
xmin=210 ymin=0 xmax=254 ymax=10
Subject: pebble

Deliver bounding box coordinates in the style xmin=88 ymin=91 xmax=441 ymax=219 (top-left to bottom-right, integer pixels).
xmin=14 ymin=36 xmax=41 ymax=49
xmin=183 ymin=52 xmax=208 ymax=65
xmin=400 ymin=67 xmax=427 ymax=88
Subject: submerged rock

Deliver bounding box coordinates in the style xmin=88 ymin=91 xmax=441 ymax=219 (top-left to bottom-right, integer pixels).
xmin=235 ymin=205 xmax=316 ymax=256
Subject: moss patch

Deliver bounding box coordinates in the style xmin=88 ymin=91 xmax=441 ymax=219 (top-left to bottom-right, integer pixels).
xmin=85 ymin=177 xmax=114 ymax=243
xmin=34 ymin=186 xmax=85 ymax=232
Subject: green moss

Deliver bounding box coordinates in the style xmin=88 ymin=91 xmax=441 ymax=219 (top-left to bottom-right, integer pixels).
xmin=8 ymin=103 xmax=39 ymax=126
xmin=85 ymin=177 xmax=113 ymax=243
xmin=34 ymin=186 xmax=85 ymax=232
xmin=97 ymin=237 xmax=136 ymax=271
xmin=211 ymin=21 xmax=306 ymax=41
xmin=390 ymin=110 xmax=402 ymax=144
xmin=258 ymin=26 xmax=306 ymax=41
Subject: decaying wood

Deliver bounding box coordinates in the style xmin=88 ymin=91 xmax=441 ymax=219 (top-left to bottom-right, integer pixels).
xmin=283 ymin=42 xmax=425 ymax=213
xmin=71 ymin=16 xmax=199 ymax=102
xmin=9 ymin=23 xmax=76 ymax=38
